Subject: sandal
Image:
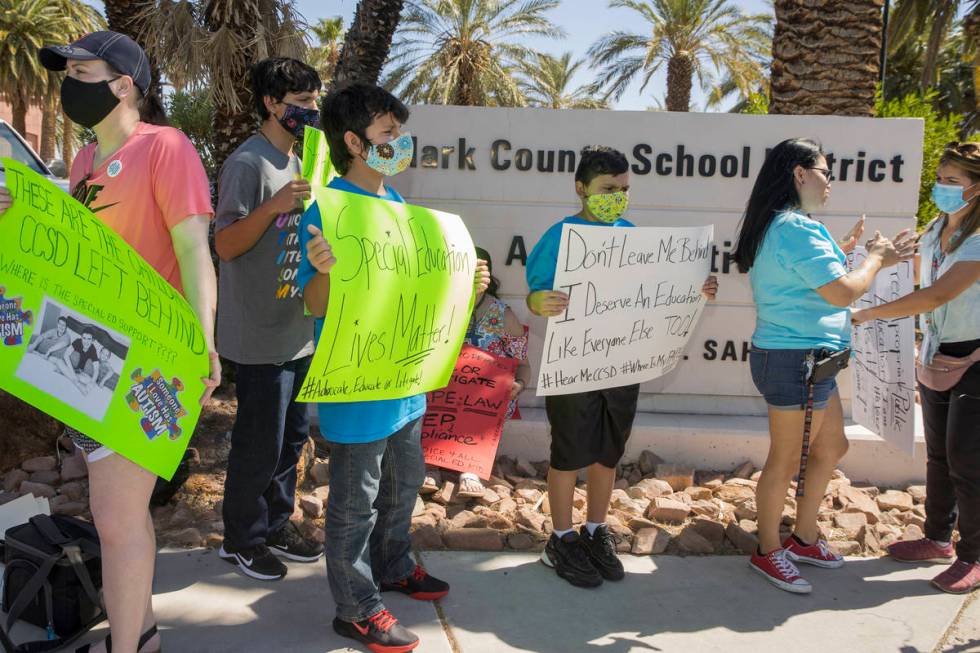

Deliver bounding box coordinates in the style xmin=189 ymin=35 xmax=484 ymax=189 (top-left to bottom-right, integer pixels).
xmin=458 ymin=472 xmax=486 ymax=498
xmin=76 ymin=624 xmax=160 ymax=653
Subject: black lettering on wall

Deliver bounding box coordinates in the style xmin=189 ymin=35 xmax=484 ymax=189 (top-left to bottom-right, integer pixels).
xmin=537 ymin=150 xmax=555 ymax=173
xmin=558 ymin=150 xmax=576 ymax=173
xmin=656 ymin=152 xmax=673 ymax=176
xmin=868 ymin=159 xmax=886 ymax=182
xmin=506 ymin=236 xmax=527 ymax=266
xmin=720 ymin=155 xmax=738 ymax=178
xmin=632 ymin=144 xmax=652 ymax=175
xmin=491 ymin=139 xmax=511 ymax=170
xmin=515 ymin=148 xmax=533 ymax=171
xmin=891 ymin=155 xmax=905 ymax=182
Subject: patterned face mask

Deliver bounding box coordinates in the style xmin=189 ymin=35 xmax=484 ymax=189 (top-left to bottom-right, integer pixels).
xmin=364 ymin=132 xmax=414 ymax=177
xmin=586 ymin=190 xmax=629 ymax=223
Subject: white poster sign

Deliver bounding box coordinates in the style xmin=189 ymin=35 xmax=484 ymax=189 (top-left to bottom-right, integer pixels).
xmin=536 ymin=224 xmax=713 ymax=396
xmin=849 ymin=247 xmax=916 ymax=453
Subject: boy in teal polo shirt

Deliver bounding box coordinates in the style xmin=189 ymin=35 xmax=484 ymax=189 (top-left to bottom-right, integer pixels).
xmin=298 ymin=83 xmax=487 ymax=653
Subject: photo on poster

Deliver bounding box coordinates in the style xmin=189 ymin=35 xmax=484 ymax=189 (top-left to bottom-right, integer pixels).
xmin=15 ymin=297 xmax=131 ymax=421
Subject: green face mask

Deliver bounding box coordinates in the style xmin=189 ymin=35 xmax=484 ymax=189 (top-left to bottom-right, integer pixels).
xmin=586 ymin=191 xmax=629 ymax=223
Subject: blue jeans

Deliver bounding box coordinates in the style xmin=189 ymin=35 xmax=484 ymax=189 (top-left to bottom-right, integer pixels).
xmin=222 ymin=356 xmax=312 ymax=549
xmin=749 ymin=347 xmax=839 ymax=410
xmin=325 ymin=418 xmax=425 ymax=622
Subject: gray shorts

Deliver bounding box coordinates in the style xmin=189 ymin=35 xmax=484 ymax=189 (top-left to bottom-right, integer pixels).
xmin=65 ymin=426 xmax=114 ymax=463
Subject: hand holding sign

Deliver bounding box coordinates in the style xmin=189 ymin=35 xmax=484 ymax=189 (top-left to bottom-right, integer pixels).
xmin=474 ymin=259 xmax=490 ymax=295
xmin=701 ymin=275 xmax=719 ymax=300
xmin=0 ymin=186 xmax=11 ymax=213
xmin=268 ymin=178 xmax=312 ymax=214
xmin=305 ymin=224 xmax=337 ymax=274
xmin=527 ymin=290 xmax=569 ymax=317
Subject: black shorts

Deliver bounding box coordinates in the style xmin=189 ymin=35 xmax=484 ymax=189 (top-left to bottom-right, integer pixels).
xmin=545 ymin=384 xmax=640 ymax=471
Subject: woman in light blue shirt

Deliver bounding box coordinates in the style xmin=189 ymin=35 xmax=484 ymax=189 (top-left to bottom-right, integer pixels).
xmin=732 ymin=138 xmax=914 ymax=595
xmin=853 ymin=142 xmax=980 ymax=595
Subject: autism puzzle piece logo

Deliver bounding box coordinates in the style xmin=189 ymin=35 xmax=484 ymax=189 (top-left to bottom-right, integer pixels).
xmin=0 ymin=285 xmax=33 ymax=346
xmin=125 ymin=368 xmax=188 ymax=441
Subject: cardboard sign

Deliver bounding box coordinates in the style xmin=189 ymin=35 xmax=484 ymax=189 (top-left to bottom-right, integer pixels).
xmin=849 ymin=247 xmax=916 ymax=453
xmin=537 ymin=223 xmax=714 ymax=395
xmin=0 ymin=158 xmax=207 ymax=479
xmin=297 ymin=186 xmax=476 ymax=402
xmin=421 ymin=345 xmax=517 ymax=479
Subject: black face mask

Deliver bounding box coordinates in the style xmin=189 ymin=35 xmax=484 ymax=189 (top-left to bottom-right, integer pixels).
xmin=61 ymin=76 xmax=121 ymax=129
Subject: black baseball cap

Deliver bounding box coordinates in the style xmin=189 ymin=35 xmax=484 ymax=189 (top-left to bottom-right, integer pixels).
xmin=39 ymin=31 xmax=151 ymax=95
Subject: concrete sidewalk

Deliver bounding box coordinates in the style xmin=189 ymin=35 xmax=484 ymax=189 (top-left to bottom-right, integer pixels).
xmin=5 ymin=549 xmax=977 ymax=653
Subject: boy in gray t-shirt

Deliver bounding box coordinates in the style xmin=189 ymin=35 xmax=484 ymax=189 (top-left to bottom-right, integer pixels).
xmin=214 ymin=57 xmax=324 ymax=581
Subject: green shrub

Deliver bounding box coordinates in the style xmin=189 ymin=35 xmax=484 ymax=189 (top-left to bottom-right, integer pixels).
xmin=875 ymin=90 xmax=961 ymax=230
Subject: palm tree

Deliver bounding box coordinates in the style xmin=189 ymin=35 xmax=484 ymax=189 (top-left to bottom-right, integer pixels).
xmin=887 ymin=0 xmax=959 ymax=93
xmin=39 ymin=0 xmax=104 ymax=164
xmin=0 ymin=0 xmax=66 ymax=136
xmin=770 ymin=0 xmax=884 ymax=116
xmin=137 ymin=0 xmax=308 ymax=171
xmin=587 ymin=0 xmax=770 ymax=112
xmin=331 ymin=0 xmax=406 ymax=90
xmin=965 ymin=2 xmax=980 ymax=113
xmin=384 ymin=0 xmax=564 ymax=107
xmin=309 ymin=17 xmax=345 ymax=82
xmin=104 ymin=0 xmax=165 ymax=103
xmin=519 ymin=52 xmax=607 ymax=109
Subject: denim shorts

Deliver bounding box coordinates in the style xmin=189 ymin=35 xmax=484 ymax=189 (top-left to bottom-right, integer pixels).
xmin=749 ymin=347 xmax=839 ymax=410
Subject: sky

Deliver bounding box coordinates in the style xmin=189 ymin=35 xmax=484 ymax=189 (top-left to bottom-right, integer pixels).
xmin=315 ymin=0 xmax=774 ymax=111
xmin=80 ymin=0 xmax=773 ymax=112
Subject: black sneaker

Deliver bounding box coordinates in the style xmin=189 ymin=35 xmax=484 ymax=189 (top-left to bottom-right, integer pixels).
xmin=332 ymin=610 xmax=420 ymax=653
xmin=218 ymin=543 xmax=287 ymax=581
xmin=579 ymin=524 xmax=625 ymax=581
xmin=267 ymin=521 xmax=324 ymax=562
xmin=539 ymin=531 xmax=603 ymax=588
xmin=380 ymin=564 xmax=450 ymax=600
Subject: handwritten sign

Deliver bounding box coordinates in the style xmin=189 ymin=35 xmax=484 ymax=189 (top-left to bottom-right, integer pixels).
xmin=300 ymin=126 xmax=335 ymax=208
xmin=297 ymin=186 xmax=476 ymax=402
xmin=537 ymin=224 xmax=713 ymax=395
xmin=421 ymin=345 xmax=517 ymax=479
xmin=849 ymin=247 xmax=916 ymax=454
xmin=0 ymin=158 xmax=208 ymax=479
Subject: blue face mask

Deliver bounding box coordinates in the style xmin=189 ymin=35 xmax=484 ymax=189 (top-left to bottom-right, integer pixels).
xmin=932 ymin=182 xmax=970 ymax=214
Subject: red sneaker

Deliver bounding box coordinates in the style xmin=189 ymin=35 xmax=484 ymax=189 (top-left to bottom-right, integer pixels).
xmin=783 ymin=535 xmax=844 ymax=569
xmin=749 ymin=548 xmax=812 ymax=594
xmin=931 ymin=560 xmax=980 ymax=594
xmin=888 ymin=538 xmax=955 ymax=563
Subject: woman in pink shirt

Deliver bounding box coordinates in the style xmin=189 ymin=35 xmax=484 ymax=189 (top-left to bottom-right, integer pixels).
xmin=1 ymin=32 xmax=219 ymax=653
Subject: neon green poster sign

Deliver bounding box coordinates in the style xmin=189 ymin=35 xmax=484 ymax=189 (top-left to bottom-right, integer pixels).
xmin=301 ymin=126 xmax=335 ymax=208
xmin=298 ymin=186 xmax=476 ymax=403
xmin=0 ymin=158 xmax=207 ymax=479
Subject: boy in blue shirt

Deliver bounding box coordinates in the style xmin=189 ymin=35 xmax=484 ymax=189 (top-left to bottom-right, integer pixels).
xmin=527 ymin=146 xmax=717 ymax=588
xmin=298 ymin=83 xmax=487 ymax=653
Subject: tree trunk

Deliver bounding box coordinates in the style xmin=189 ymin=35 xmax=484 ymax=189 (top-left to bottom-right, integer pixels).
xmin=666 ymin=52 xmax=693 ymax=112
xmin=62 ymin=108 xmax=75 ymax=170
xmin=770 ymin=0 xmax=884 ymax=116
xmin=40 ymin=104 xmax=57 ymax=163
xmin=330 ymin=0 xmax=406 ymax=90
xmin=104 ymin=0 xmax=165 ymax=106
xmin=967 ymin=8 xmax=980 ymax=114
xmin=11 ymin=91 xmax=28 ymax=137
xmin=204 ymin=1 xmax=262 ymax=173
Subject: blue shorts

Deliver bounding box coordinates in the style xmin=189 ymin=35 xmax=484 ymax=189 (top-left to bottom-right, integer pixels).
xmin=749 ymin=347 xmax=839 ymax=411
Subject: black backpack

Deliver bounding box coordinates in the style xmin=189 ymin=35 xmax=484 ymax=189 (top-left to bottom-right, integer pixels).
xmin=1 ymin=515 xmax=105 ymax=653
